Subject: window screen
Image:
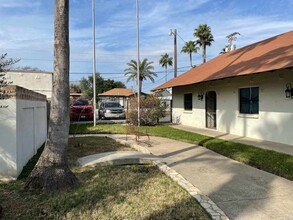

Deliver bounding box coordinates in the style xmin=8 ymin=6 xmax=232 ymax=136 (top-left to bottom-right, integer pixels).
xmin=239 ymin=87 xmax=259 ymax=114
xmin=184 ymin=93 xmax=192 ymax=110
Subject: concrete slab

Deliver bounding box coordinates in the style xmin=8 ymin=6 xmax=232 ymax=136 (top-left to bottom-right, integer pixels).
xmin=142 ymin=136 xmax=293 ymax=220
xmin=78 ymin=151 xmax=160 ymax=167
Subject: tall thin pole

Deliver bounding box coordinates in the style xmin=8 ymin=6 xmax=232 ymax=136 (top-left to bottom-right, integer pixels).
xmin=92 ymin=0 xmax=97 ymax=126
xmin=136 ymin=0 xmax=140 ymax=127
xmin=174 ymin=29 xmax=177 ymax=78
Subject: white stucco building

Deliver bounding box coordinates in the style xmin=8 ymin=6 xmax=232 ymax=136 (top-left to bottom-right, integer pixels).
xmin=153 ymin=30 xmax=293 ymax=146
xmin=5 ymin=70 xmax=53 ymax=100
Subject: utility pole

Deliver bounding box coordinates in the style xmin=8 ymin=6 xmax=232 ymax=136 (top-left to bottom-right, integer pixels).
xmin=92 ymin=0 xmax=97 ymax=126
xmin=136 ymin=0 xmax=140 ymax=127
xmin=226 ymin=32 xmax=240 ymax=52
xmin=174 ymin=29 xmax=177 ymax=78
xmin=169 ymin=29 xmax=177 ymax=78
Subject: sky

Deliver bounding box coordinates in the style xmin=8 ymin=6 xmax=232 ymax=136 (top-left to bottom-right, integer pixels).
xmin=1 ymin=0 xmax=293 ymax=92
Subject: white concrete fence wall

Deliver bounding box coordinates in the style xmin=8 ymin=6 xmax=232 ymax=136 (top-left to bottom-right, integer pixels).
xmin=0 ymin=86 xmax=47 ymax=180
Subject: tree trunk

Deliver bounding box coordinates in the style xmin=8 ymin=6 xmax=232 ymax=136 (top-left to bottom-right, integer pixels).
xmin=189 ymin=53 xmax=192 ymax=68
xmin=165 ymin=67 xmax=167 ymax=82
xmin=202 ymin=42 xmax=206 ymax=63
xmin=25 ymin=0 xmax=78 ymax=191
xmin=139 ymin=78 xmax=142 ymax=95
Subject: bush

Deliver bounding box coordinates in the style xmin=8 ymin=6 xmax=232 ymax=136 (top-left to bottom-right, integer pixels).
xmin=127 ymin=94 xmax=166 ymax=126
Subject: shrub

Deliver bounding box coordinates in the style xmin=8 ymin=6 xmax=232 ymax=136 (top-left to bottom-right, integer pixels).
xmin=127 ymin=94 xmax=166 ymax=126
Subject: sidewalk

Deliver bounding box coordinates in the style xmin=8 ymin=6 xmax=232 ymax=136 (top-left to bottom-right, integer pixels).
xmin=137 ymin=135 xmax=293 ymax=220
xmin=75 ymin=134 xmax=293 ymax=220
xmin=171 ymin=124 xmax=293 ymax=156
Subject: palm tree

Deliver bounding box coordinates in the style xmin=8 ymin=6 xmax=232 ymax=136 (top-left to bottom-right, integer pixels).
xmin=25 ymin=0 xmax=78 ymax=191
xmin=193 ymin=24 xmax=214 ymax=63
xmin=124 ymin=58 xmax=157 ymax=94
xmin=219 ymin=46 xmax=227 ymax=55
xmin=159 ymin=53 xmax=173 ymax=82
xmin=181 ymin=41 xmax=199 ymax=68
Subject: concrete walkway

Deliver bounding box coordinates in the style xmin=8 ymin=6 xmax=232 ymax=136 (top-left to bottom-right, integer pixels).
xmin=171 ymin=124 xmax=293 ymax=156
xmin=74 ymin=134 xmax=293 ymax=220
xmin=78 ymin=151 xmax=159 ymax=167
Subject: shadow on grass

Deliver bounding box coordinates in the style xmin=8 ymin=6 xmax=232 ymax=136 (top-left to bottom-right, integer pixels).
xmin=142 ymin=196 xmax=210 ymax=220
xmin=17 ymin=144 xmax=45 ymax=180
xmin=201 ymin=138 xmax=293 ymax=180
xmin=2 ymin=135 xmax=211 ymax=219
xmin=198 ymin=137 xmax=215 ymax=146
xmin=46 ymin=166 xmax=160 ymax=218
xmin=2 ymin=165 xmax=211 ymax=219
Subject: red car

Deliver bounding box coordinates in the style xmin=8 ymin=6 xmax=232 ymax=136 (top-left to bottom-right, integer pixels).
xmin=70 ymin=98 xmax=93 ymax=121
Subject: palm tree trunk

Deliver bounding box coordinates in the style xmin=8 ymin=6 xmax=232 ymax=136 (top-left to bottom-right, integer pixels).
xmin=189 ymin=53 xmax=192 ymax=68
xmin=139 ymin=78 xmax=142 ymax=95
xmin=25 ymin=0 xmax=78 ymax=191
xmin=202 ymin=42 xmax=206 ymax=63
xmin=165 ymin=67 xmax=167 ymax=82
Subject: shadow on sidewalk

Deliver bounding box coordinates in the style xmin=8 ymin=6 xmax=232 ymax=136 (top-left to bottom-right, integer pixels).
xmin=150 ymin=142 xmax=292 ymax=219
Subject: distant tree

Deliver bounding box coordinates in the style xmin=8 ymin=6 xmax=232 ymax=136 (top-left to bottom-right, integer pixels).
xmin=159 ymin=53 xmax=173 ymax=82
xmin=0 ymin=53 xmax=20 ymax=72
xmin=79 ymin=73 xmax=126 ymax=101
xmin=25 ymin=0 xmax=78 ymax=191
xmin=70 ymin=83 xmax=81 ymax=93
xmin=193 ymin=24 xmax=214 ymax=63
xmin=124 ymin=58 xmax=157 ymax=94
xmin=181 ymin=41 xmax=199 ymax=68
xmin=0 ymin=53 xmax=20 ymax=99
xmin=15 ymin=66 xmax=43 ymax=71
xmin=219 ymin=46 xmax=228 ymax=55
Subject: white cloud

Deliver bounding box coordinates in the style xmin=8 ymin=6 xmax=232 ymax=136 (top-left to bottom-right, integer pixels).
xmin=1 ymin=0 xmax=293 ymax=91
xmin=0 ymin=0 xmax=41 ymax=8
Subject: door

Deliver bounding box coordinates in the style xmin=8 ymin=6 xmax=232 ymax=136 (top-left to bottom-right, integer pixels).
xmin=206 ymin=91 xmax=217 ymax=129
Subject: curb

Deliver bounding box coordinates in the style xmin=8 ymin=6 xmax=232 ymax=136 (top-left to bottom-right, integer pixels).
xmin=71 ymin=134 xmax=229 ymax=220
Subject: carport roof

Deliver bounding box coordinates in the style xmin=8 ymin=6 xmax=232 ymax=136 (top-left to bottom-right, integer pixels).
xmin=98 ymin=88 xmax=135 ymax=97
xmin=152 ymin=30 xmax=293 ymax=91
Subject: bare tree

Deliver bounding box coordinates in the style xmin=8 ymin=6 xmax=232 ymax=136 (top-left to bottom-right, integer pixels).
xmin=15 ymin=66 xmax=43 ymax=72
xmin=0 ymin=53 xmax=19 ymax=99
xmin=25 ymin=0 xmax=78 ymax=191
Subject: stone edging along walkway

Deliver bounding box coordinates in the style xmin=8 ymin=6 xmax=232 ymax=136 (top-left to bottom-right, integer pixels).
xmin=70 ymin=134 xmax=229 ymax=220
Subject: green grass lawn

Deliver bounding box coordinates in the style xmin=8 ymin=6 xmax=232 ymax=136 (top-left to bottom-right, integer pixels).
xmin=0 ymin=136 xmax=210 ymax=220
xmin=70 ymin=124 xmax=293 ymax=181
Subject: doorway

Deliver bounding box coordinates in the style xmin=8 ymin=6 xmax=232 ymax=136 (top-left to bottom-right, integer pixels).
xmin=206 ymin=91 xmax=217 ymax=129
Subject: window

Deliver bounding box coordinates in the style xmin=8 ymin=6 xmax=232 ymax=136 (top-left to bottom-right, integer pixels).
xmin=73 ymin=99 xmax=90 ymax=106
xmin=184 ymin=93 xmax=192 ymax=110
xmin=239 ymin=87 xmax=259 ymax=114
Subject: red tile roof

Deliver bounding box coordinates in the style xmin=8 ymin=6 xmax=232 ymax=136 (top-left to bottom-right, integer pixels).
xmin=152 ymin=30 xmax=293 ymax=91
xmin=98 ymin=88 xmax=135 ymax=97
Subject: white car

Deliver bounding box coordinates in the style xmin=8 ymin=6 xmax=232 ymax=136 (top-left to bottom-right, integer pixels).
xmin=98 ymin=101 xmax=125 ymax=119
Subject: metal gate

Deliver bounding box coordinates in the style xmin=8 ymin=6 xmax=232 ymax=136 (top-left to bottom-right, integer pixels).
xmin=206 ymin=91 xmax=217 ymax=129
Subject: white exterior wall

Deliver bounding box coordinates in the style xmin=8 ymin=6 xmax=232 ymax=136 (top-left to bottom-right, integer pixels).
xmin=0 ymin=89 xmax=47 ymax=180
xmin=0 ymin=99 xmax=17 ymax=180
xmin=5 ymin=71 xmax=53 ymax=99
xmin=172 ymin=69 xmax=293 ymax=146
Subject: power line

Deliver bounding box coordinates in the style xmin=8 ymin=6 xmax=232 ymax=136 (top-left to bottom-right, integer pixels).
xmin=2 ymin=47 xmax=182 ymax=58
xmin=69 ymin=66 xmax=190 ymax=76
xmin=176 ymin=32 xmax=187 ymax=43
